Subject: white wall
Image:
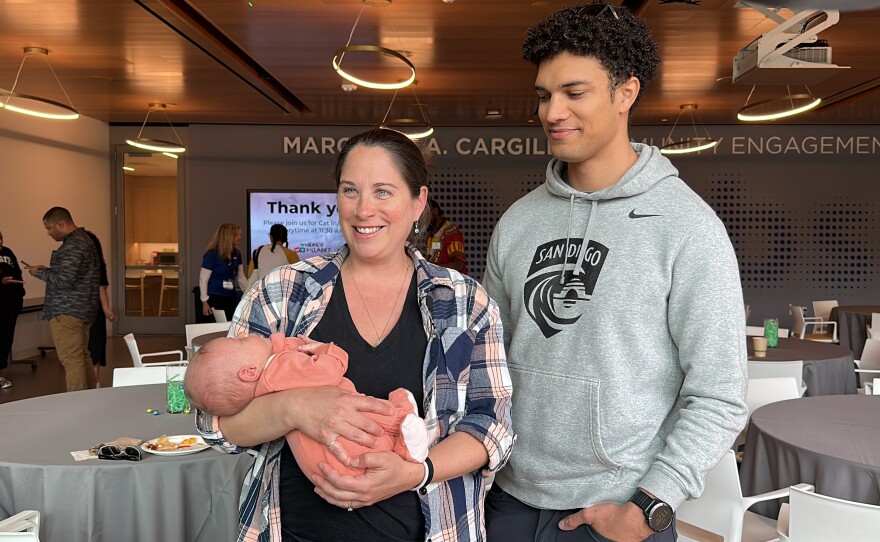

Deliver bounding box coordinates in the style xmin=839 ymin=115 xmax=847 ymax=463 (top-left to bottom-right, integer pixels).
xmin=0 ymin=111 xmax=110 ymax=357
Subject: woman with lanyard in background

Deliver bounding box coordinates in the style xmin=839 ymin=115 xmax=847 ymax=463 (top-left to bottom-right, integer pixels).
xmin=199 ymin=223 xmax=246 ymax=322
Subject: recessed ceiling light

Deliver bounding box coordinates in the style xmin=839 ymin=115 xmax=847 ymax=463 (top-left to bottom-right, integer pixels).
xmin=485 ymin=109 xmax=502 ymax=120
xmin=341 ymin=83 xmax=358 ymax=92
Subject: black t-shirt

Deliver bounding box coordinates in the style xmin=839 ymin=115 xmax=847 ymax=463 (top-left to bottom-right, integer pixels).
xmin=0 ymin=246 xmax=25 ymax=301
xmin=279 ymin=270 xmax=427 ymax=542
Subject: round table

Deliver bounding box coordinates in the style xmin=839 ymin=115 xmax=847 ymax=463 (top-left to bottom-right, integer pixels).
xmin=830 ymin=305 xmax=880 ymax=360
xmin=0 ymin=385 xmax=253 ymax=542
xmin=740 ymin=395 xmax=880 ymax=518
xmin=747 ymin=337 xmax=856 ymax=396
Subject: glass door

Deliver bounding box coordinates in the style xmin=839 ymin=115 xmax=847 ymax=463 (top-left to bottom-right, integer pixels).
xmin=114 ymin=149 xmax=185 ymax=334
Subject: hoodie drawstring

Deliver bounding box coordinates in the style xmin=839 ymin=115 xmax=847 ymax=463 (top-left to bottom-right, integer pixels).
xmin=560 ymin=194 xmax=576 ymax=284
xmin=572 ymin=200 xmax=598 ymax=278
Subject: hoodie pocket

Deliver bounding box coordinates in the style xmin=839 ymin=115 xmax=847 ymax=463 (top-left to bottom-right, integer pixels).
xmin=508 ymin=365 xmax=622 ymax=487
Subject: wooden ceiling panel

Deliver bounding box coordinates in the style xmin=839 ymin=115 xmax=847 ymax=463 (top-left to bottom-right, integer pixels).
xmin=0 ymin=0 xmax=878 ymax=126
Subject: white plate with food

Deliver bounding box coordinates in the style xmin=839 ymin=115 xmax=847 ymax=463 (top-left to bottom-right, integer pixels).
xmin=141 ymin=434 xmax=209 ymax=456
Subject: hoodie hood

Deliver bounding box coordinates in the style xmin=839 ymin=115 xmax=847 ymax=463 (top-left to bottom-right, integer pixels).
xmin=545 ymin=143 xmax=681 ymax=283
xmin=545 ymin=142 xmax=680 ymax=201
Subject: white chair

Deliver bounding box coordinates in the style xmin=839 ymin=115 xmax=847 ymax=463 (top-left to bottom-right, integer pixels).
xmin=676 ymin=450 xmax=812 ymax=542
xmin=854 ymin=338 xmax=880 ymax=393
xmin=112 ymin=366 xmax=167 ymax=387
xmin=184 ymin=322 xmax=231 ymax=358
xmin=0 ymin=510 xmax=40 ymax=541
xmin=777 ymin=486 xmax=880 ymax=542
xmin=746 ymin=325 xmax=765 ymax=336
xmin=733 ymin=377 xmax=802 ymax=462
xmin=746 ymin=325 xmax=790 ymax=339
xmin=123 ymin=333 xmax=185 ymax=368
xmin=748 ymin=360 xmax=807 ymax=397
xmin=789 ymin=305 xmax=837 ymax=343
xmin=746 ymin=377 xmax=801 ymax=413
xmin=211 ymin=308 xmax=228 ymax=323
xmin=811 ymin=299 xmax=838 ymax=323
xmin=867 ymin=312 xmax=879 ymax=340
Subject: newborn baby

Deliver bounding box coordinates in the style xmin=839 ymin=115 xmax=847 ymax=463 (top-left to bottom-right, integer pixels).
xmin=184 ymin=332 xmax=428 ymax=479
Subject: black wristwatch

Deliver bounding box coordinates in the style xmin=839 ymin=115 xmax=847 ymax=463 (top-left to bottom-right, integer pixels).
xmin=629 ymin=489 xmax=674 ymax=533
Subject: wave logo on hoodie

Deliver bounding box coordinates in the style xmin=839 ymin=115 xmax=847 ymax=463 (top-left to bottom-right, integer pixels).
xmin=524 ymin=238 xmax=608 ymax=338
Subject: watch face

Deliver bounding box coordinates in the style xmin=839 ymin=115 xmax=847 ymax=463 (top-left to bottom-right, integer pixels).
xmin=648 ymin=503 xmax=674 ymax=532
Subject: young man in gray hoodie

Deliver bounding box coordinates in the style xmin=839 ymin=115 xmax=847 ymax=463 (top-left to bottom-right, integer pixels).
xmin=483 ymin=3 xmax=748 ymax=541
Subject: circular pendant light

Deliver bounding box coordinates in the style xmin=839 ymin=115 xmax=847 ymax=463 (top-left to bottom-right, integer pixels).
xmin=332 ymin=45 xmax=415 ymax=91
xmin=737 ymin=93 xmax=822 ymax=122
xmin=0 ymin=47 xmax=79 ymax=121
xmin=126 ymin=103 xmax=187 ymax=154
xmin=659 ymin=104 xmax=718 ymax=156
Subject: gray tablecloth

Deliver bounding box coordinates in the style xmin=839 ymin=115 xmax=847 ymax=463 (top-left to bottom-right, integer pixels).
xmin=747 ymin=337 xmax=857 ymax=396
xmin=0 ymin=385 xmax=253 ymax=542
xmin=740 ymin=395 xmax=880 ymax=517
xmin=830 ymin=305 xmax=880 ymax=360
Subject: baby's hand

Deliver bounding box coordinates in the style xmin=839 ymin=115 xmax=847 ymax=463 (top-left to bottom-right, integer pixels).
xmin=296 ymin=334 xmax=329 ymax=355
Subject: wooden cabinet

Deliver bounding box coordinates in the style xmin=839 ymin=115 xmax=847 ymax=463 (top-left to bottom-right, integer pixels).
xmin=124 ymin=176 xmax=178 ymax=243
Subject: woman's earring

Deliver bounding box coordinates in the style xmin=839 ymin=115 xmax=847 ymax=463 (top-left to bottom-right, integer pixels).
xmin=413 ymin=222 xmax=420 ymax=235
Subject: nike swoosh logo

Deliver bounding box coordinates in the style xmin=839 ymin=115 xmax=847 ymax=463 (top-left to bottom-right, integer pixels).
xmin=629 ymin=209 xmax=661 ymax=219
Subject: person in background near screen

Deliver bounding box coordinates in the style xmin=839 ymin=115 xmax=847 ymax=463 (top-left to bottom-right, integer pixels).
xmin=0 ymin=230 xmax=26 ymax=390
xmin=195 ymin=127 xmax=513 ymax=542
xmin=199 ymin=223 xmax=246 ymax=322
xmin=83 ymin=230 xmax=116 ymax=384
xmin=245 ymin=223 xmax=300 ymax=292
xmin=425 ymin=198 xmax=467 ymax=275
xmin=483 ymin=3 xmax=747 ymax=541
xmin=26 ymin=207 xmax=101 ymax=392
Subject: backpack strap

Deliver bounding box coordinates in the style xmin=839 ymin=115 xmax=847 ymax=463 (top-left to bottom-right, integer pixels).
xmin=252 ymin=245 xmax=263 ymax=269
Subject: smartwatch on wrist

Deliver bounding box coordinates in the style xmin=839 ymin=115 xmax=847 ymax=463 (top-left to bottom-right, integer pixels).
xmin=629 ymin=488 xmax=674 ymax=533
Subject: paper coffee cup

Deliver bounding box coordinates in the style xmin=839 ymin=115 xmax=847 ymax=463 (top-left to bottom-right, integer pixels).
xmin=752 ymin=336 xmax=768 ymax=358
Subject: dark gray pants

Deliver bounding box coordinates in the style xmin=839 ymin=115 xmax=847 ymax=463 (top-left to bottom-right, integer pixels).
xmin=485 ymin=484 xmax=677 ymax=542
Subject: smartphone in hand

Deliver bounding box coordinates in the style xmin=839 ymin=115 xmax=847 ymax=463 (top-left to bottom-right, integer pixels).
xmin=20 ymin=261 xmax=31 ymax=268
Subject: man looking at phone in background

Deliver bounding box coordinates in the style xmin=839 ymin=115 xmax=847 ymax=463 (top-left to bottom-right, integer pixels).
xmin=483 ymin=3 xmax=748 ymax=541
xmin=26 ymin=207 xmax=100 ymax=391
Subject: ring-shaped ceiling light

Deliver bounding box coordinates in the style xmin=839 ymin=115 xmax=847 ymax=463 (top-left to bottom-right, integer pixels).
xmin=737 ymin=93 xmax=822 ymax=122
xmin=332 ymin=45 xmax=415 ymax=90
xmin=383 ymin=118 xmax=434 ymax=140
xmin=125 ymin=103 xmax=186 ymax=154
xmin=0 ymin=90 xmax=79 ymax=120
xmin=378 ymin=87 xmax=434 ymax=140
xmin=126 ymin=137 xmax=186 ymax=154
xmin=659 ymin=104 xmax=718 ymax=156
xmin=660 ymin=137 xmax=718 ymax=155
xmin=0 ymin=47 xmax=79 ymax=120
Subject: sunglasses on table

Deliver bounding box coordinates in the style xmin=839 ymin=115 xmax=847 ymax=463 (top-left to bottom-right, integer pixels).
xmin=576 ymin=3 xmax=620 ymax=20
xmin=98 ymin=444 xmax=143 ymax=461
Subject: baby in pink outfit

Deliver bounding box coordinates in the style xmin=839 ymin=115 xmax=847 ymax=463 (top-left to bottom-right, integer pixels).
xmin=184 ymin=332 xmax=428 ymax=479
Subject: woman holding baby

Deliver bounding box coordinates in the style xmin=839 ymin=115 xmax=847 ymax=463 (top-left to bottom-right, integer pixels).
xmin=194 ymin=127 xmax=513 ymax=542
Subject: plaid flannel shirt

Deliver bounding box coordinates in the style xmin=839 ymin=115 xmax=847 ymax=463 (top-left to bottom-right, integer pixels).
xmin=196 ymin=244 xmax=514 ymax=542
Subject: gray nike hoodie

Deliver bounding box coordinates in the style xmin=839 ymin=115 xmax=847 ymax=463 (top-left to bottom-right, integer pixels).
xmin=484 ymin=143 xmax=748 ymax=510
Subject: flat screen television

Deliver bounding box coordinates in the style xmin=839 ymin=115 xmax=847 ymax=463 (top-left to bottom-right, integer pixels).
xmin=247 ymin=190 xmax=344 ymax=261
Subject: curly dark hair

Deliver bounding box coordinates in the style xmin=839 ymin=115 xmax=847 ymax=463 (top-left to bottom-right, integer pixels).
xmin=522 ymin=1 xmax=661 ymax=113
